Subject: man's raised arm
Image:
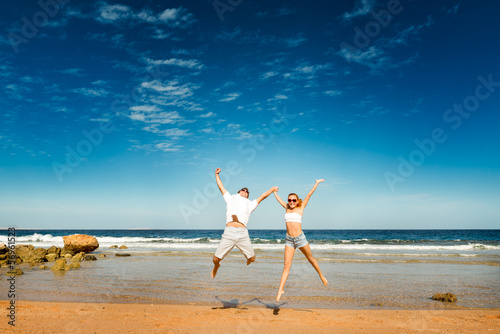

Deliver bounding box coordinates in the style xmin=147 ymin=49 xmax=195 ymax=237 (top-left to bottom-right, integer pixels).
xmin=256 ymin=186 xmax=279 ymax=204
xmin=215 ymin=168 xmax=227 ymax=195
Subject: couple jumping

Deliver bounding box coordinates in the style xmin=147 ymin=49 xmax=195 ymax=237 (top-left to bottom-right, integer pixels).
xmin=211 ymin=168 xmax=328 ymax=302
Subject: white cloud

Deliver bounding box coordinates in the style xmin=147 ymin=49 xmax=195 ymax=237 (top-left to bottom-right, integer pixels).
xmin=151 ymin=29 xmax=172 ymax=40
xmin=199 ymin=128 xmax=215 ymax=134
xmin=131 ymin=141 xmax=183 ymax=152
xmin=91 ymin=80 xmax=108 ymax=86
xmin=342 ymin=0 xmax=375 ymax=20
xmin=219 ymin=92 xmax=241 ymax=102
xmin=58 ymin=68 xmax=85 ymax=76
xmin=324 ymin=90 xmax=342 ymax=97
xmin=267 ymin=93 xmax=288 ymax=102
xmin=98 ymin=4 xmax=132 ymax=22
xmin=283 ymin=35 xmax=307 ymax=47
xmin=73 ymin=87 xmax=110 ymax=97
xmin=156 ymin=141 xmax=183 ymax=152
xmin=129 ymin=110 xmax=185 ymax=125
xmin=147 ymin=58 xmax=203 ymax=70
xmin=96 ymin=4 xmax=194 ymax=27
xmin=141 ymin=80 xmax=194 ymax=97
xmin=142 ymin=125 xmax=190 ymax=138
xmin=199 ymin=112 xmax=216 ymax=118
xmin=129 ymin=105 xmax=161 ymax=113
xmin=262 ymin=71 xmax=278 ymax=79
xmin=20 ymin=76 xmax=43 ymax=83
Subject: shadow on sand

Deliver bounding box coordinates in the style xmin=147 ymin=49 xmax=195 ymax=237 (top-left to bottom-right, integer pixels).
xmin=212 ymin=296 xmax=286 ymax=315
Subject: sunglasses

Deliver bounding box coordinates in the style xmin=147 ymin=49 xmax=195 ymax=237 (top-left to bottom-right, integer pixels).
xmin=240 ymin=189 xmax=249 ymax=193
xmin=288 ymin=199 xmax=297 ymax=203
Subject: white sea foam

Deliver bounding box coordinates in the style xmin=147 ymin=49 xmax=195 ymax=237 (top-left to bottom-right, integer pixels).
xmin=1 ymin=234 xmax=498 ymax=254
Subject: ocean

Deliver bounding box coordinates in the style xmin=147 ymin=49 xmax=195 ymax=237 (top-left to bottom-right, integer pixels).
xmin=2 ymin=229 xmax=499 ymax=310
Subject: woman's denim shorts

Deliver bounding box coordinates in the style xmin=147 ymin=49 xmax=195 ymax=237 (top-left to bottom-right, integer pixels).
xmin=285 ymin=232 xmax=308 ymax=248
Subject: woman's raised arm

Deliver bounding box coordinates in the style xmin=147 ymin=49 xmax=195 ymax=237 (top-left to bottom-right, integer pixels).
xmin=301 ymin=179 xmax=324 ymax=209
xmin=273 ymin=188 xmax=287 ymax=209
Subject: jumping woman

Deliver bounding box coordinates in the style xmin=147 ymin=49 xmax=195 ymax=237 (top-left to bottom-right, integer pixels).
xmin=273 ymin=179 xmax=328 ymax=302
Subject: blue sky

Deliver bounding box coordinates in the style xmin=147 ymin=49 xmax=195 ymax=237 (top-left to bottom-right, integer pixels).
xmin=1 ymin=0 xmax=499 ymax=229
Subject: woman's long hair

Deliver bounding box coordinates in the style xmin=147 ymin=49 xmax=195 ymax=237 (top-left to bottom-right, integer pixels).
xmin=286 ymin=193 xmax=302 ymax=209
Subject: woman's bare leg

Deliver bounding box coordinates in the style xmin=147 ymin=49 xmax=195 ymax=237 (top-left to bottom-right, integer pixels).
xmin=299 ymin=244 xmax=328 ymax=287
xmin=276 ymin=245 xmax=295 ymax=302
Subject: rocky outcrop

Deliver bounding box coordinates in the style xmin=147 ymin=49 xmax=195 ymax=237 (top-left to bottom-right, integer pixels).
xmin=118 ymin=245 xmax=128 ymax=249
xmin=63 ymin=234 xmax=99 ymax=253
xmin=432 ymin=293 xmax=457 ymax=303
xmin=15 ymin=246 xmax=47 ymax=264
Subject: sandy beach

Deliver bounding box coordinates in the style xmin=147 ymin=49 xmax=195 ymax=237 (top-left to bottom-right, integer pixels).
xmin=2 ymin=301 xmax=499 ymax=333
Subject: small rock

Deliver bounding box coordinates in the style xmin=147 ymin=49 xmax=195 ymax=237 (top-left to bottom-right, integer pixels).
xmin=99 ymin=254 xmax=106 ymax=258
xmin=46 ymin=246 xmax=61 ymax=256
xmin=115 ymin=253 xmax=131 ymax=257
xmin=0 ymin=243 xmax=8 ymax=254
xmin=64 ymin=254 xmax=73 ymax=259
xmin=6 ymin=267 xmax=24 ymax=275
xmin=39 ymin=265 xmax=50 ymax=269
xmin=51 ymin=258 xmax=69 ymax=271
xmin=84 ymin=255 xmax=97 ymax=261
xmin=110 ymin=245 xmax=118 ymax=249
xmin=118 ymin=245 xmax=128 ymax=249
xmin=60 ymin=248 xmax=76 ymax=257
xmin=72 ymin=252 xmax=85 ymax=262
xmin=69 ymin=262 xmax=81 ymax=269
xmin=432 ymin=293 xmax=457 ymax=303
xmin=45 ymin=253 xmax=59 ymax=262
xmin=16 ymin=244 xmax=34 ymax=251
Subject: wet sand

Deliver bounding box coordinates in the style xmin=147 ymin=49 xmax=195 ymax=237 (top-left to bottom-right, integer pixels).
xmin=5 ymin=252 xmax=499 ymax=309
xmin=2 ymin=300 xmax=499 ymax=333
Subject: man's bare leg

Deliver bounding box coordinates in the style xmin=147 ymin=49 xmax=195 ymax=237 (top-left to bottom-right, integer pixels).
xmin=211 ymin=255 xmax=221 ymax=278
xmin=246 ymin=255 xmax=256 ymax=266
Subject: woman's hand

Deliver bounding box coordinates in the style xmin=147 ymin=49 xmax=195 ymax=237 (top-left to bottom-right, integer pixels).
xmin=215 ymin=168 xmax=221 ymax=174
xmin=316 ymin=179 xmax=324 ymax=184
xmin=273 ymin=186 xmax=279 ymax=193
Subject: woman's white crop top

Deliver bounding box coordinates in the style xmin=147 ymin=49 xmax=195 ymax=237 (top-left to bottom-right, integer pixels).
xmin=285 ymin=212 xmax=302 ymax=223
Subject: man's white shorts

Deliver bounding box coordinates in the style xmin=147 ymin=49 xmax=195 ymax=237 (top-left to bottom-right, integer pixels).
xmin=214 ymin=226 xmax=255 ymax=259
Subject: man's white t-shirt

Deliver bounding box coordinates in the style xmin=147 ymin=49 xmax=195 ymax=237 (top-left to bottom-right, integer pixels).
xmin=223 ymin=192 xmax=259 ymax=226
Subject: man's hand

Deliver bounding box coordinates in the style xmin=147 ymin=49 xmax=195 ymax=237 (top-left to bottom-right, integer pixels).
xmin=273 ymin=186 xmax=279 ymax=192
xmin=215 ymin=168 xmax=221 ymax=174
xmin=316 ymin=179 xmax=325 ymax=184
